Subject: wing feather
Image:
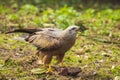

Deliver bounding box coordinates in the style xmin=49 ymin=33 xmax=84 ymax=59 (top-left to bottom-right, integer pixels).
xmin=26 ymin=31 xmax=62 ymax=51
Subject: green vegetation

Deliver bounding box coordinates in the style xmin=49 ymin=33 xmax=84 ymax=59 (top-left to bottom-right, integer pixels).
xmin=0 ymin=0 xmax=120 ymax=80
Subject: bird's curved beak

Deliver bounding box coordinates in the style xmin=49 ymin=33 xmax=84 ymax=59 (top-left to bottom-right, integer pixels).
xmin=76 ymin=28 xmax=81 ymax=32
xmin=79 ymin=26 xmax=88 ymax=32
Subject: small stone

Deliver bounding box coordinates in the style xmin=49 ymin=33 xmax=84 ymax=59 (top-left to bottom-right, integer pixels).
xmin=58 ymin=67 xmax=68 ymax=76
xmin=78 ymin=60 xmax=82 ymax=63
xmin=68 ymin=67 xmax=82 ymax=76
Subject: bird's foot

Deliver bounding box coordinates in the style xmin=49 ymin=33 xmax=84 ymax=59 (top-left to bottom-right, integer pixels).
xmin=60 ymin=62 xmax=67 ymax=67
xmin=45 ymin=65 xmax=54 ymax=74
xmin=36 ymin=60 xmax=44 ymax=65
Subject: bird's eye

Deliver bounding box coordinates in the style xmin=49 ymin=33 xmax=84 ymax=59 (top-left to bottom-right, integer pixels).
xmin=48 ymin=29 xmax=54 ymax=31
xmin=71 ymin=27 xmax=77 ymax=30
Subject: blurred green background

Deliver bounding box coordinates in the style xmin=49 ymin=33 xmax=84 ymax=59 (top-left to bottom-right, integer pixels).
xmin=0 ymin=0 xmax=120 ymax=80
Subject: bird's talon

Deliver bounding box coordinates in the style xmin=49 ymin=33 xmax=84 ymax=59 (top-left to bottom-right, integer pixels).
xmin=36 ymin=60 xmax=44 ymax=65
xmin=60 ymin=62 xmax=66 ymax=67
xmin=45 ymin=65 xmax=54 ymax=74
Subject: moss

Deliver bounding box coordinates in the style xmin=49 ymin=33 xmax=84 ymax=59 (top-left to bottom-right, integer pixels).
xmin=0 ymin=1 xmax=120 ymax=79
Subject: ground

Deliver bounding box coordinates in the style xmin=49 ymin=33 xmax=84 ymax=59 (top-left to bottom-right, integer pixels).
xmin=0 ymin=1 xmax=120 ymax=80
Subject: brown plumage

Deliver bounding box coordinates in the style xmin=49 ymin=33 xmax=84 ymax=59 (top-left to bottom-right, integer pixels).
xmin=6 ymin=25 xmax=87 ymax=69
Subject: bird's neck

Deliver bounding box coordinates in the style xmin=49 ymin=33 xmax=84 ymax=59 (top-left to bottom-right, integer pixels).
xmin=61 ymin=30 xmax=76 ymax=40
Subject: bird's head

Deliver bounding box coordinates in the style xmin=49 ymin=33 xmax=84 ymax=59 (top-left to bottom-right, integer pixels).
xmin=65 ymin=25 xmax=88 ymax=35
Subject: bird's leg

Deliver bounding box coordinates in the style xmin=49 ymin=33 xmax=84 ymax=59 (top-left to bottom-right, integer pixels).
xmin=60 ymin=61 xmax=65 ymax=67
xmin=56 ymin=54 xmax=65 ymax=67
xmin=42 ymin=54 xmax=53 ymax=73
xmin=45 ymin=64 xmax=54 ymax=73
xmin=36 ymin=51 xmax=45 ymax=64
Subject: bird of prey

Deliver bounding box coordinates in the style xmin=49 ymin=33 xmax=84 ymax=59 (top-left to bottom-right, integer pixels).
xmin=6 ymin=25 xmax=87 ymax=73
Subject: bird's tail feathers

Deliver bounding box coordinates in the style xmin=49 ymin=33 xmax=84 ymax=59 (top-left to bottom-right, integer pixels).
xmin=5 ymin=28 xmax=43 ymax=34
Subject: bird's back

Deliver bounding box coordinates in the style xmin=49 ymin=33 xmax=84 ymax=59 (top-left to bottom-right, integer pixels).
xmin=27 ymin=27 xmax=76 ymax=55
xmin=6 ymin=27 xmax=77 ymax=55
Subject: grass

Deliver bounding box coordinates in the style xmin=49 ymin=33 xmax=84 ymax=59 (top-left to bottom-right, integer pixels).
xmin=0 ymin=1 xmax=120 ymax=80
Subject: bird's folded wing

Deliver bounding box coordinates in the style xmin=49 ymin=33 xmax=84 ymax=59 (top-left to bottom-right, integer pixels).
xmin=26 ymin=32 xmax=62 ymax=51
